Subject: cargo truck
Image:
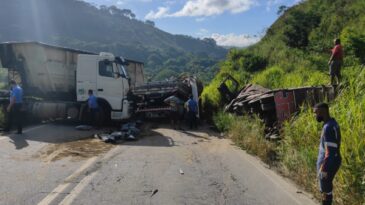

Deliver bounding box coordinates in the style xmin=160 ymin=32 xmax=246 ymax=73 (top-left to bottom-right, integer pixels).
xmin=0 ymin=42 xmax=144 ymax=122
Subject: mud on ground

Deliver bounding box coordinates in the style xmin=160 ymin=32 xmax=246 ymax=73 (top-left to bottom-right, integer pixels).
xmin=34 ymin=137 xmax=115 ymax=163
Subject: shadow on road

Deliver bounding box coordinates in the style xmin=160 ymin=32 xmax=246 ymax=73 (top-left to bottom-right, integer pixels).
xmin=122 ymin=130 xmax=176 ymax=147
xmin=8 ymin=134 xmax=29 ymax=150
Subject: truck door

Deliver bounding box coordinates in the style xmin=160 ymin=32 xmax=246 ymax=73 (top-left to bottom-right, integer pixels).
xmin=97 ymin=60 xmax=124 ymax=111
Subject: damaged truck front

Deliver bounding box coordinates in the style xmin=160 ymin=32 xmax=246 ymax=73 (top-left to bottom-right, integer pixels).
xmin=0 ymin=42 xmax=144 ymax=123
xmin=131 ymin=76 xmax=203 ymax=119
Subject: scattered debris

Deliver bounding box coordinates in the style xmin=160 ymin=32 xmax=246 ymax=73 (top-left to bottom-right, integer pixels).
xmin=75 ymin=125 xmax=93 ymax=131
xmin=94 ymin=121 xmax=143 ymax=144
xmin=151 ymin=189 xmax=159 ymax=197
xmin=192 ymin=142 xmax=198 ymax=145
xmin=179 ymin=168 xmax=184 ymax=175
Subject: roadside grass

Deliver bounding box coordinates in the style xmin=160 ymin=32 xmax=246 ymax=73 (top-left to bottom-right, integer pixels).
xmin=281 ymin=66 xmax=365 ymax=205
xmin=212 ymin=66 xmax=365 ymax=205
xmin=213 ymin=112 xmax=276 ymax=164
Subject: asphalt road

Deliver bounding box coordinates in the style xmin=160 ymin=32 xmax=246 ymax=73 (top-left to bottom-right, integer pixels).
xmin=0 ymin=123 xmax=318 ymax=205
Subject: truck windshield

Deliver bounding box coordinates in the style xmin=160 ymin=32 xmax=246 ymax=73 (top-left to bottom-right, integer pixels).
xmin=117 ymin=63 xmax=128 ymax=78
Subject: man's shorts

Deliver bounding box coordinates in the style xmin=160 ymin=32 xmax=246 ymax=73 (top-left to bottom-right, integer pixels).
xmin=329 ymin=60 xmax=342 ymax=77
xmin=319 ymin=163 xmax=340 ymax=193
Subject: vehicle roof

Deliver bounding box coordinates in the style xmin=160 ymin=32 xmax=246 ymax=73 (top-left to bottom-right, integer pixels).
xmin=0 ymin=41 xmax=144 ymax=64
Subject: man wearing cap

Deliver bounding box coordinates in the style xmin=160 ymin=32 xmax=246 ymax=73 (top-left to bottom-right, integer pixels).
xmin=314 ymin=103 xmax=342 ymax=205
xmin=5 ymin=80 xmax=23 ymax=134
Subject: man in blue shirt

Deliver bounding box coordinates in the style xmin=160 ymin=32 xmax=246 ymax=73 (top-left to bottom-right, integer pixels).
xmin=5 ymin=80 xmax=23 ymax=134
xmin=186 ymin=95 xmax=198 ymax=129
xmin=314 ymin=103 xmax=341 ymax=205
xmin=87 ymin=90 xmax=99 ymax=127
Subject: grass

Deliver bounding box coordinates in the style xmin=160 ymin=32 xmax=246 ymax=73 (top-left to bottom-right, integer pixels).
xmin=213 ymin=112 xmax=277 ymax=164
xmin=212 ymin=66 xmax=365 ymax=204
xmin=280 ymin=65 xmax=365 ymax=204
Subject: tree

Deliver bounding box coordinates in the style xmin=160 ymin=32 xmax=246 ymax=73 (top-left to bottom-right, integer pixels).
xmin=283 ymin=10 xmax=321 ymax=48
xmin=145 ymin=20 xmax=155 ymax=27
xmin=121 ymin=9 xmax=136 ymax=19
xmin=277 ymin=5 xmax=288 ymax=16
xmin=203 ymin=38 xmax=217 ymax=46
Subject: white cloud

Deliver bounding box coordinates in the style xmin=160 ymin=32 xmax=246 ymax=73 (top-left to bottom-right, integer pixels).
xmin=145 ymin=0 xmax=255 ymax=19
xmin=116 ymin=0 xmax=125 ymax=5
xmin=211 ymin=33 xmax=261 ymax=47
xmin=196 ymin=28 xmax=210 ymax=36
xmin=145 ymin=7 xmax=171 ymax=20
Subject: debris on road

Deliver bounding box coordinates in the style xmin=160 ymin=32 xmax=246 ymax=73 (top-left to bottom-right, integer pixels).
xmin=34 ymin=138 xmax=114 ymax=162
xmin=151 ymin=189 xmax=159 ymax=197
xmin=179 ymin=168 xmax=184 ymax=175
xmin=94 ymin=121 xmax=142 ymax=144
xmin=75 ymin=125 xmax=93 ymax=131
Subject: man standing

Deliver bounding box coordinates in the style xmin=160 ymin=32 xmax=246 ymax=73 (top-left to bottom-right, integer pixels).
xmin=5 ymin=80 xmax=23 ymax=134
xmin=328 ymin=38 xmax=343 ymax=85
xmin=88 ymin=90 xmax=99 ymax=127
xmin=314 ymin=103 xmax=341 ymax=205
xmin=186 ymin=95 xmax=198 ymax=129
xmin=164 ymin=93 xmax=183 ymax=129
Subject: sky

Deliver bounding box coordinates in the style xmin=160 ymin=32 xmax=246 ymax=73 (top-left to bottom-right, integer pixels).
xmin=84 ymin=0 xmax=301 ymax=47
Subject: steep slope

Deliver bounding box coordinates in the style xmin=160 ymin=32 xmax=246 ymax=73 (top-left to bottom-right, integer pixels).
xmin=0 ymin=0 xmax=227 ymax=82
xmin=204 ymin=1 xmax=365 ymax=204
xmin=203 ymin=0 xmax=365 ymax=107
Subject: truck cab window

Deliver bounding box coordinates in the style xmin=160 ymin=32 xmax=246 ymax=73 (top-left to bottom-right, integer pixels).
xmin=117 ymin=64 xmax=128 ymax=78
xmin=99 ymin=61 xmax=114 ymax=78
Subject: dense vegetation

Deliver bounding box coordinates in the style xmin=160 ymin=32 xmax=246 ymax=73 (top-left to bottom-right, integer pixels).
xmin=203 ymin=0 xmax=365 ymax=106
xmin=207 ymin=0 xmax=365 ymax=204
xmin=0 ymin=0 xmax=226 ymax=83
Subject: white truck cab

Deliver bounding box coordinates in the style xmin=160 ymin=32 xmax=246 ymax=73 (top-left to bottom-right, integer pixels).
xmin=76 ymin=52 xmax=132 ymax=120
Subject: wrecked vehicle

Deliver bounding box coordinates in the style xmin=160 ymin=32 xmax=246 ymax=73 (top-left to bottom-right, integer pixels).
xmin=218 ymin=75 xmax=337 ymax=129
xmin=131 ymin=75 xmax=203 ymax=119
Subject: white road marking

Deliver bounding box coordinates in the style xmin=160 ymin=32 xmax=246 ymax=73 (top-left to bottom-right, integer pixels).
xmin=37 ymin=157 xmax=98 ymax=205
xmin=59 ymin=171 xmax=99 ymax=205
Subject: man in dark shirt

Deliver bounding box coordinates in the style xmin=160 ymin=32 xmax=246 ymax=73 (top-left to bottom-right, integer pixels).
xmin=314 ymin=103 xmax=341 ymax=205
xmin=328 ymin=38 xmax=343 ymax=85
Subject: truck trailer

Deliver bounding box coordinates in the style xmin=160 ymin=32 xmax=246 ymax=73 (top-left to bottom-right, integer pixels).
xmin=0 ymin=42 xmax=144 ymax=122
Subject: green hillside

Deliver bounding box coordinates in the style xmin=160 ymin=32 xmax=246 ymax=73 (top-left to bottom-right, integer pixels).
xmin=203 ymin=0 xmax=365 ymax=106
xmin=204 ymin=0 xmax=365 ymax=204
xmin=0 ymin=0 xmax=226 ymax=83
